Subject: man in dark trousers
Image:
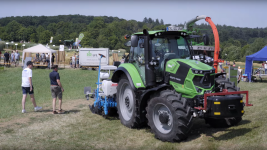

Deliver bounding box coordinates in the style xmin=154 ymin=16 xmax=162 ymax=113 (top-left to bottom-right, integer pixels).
xmin=49 ymin=65 xmax=64 ymax=114
xmin=4 ymin=51 xmax=9 ymax=66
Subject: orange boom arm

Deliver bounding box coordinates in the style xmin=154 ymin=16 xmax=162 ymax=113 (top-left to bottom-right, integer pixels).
xmin=205 ymin=17 xmax=220 ymax=73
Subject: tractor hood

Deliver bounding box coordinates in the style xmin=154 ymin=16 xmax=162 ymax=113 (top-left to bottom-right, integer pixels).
xmin=176 ymin=59 xmax=213 ymax=71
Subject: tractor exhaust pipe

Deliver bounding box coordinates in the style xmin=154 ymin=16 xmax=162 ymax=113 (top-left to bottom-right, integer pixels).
xmin=184 ymin=15 xmax=207 ymax=30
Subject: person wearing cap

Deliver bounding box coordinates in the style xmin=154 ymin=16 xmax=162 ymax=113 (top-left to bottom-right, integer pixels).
xmin=49 ymin=65 xmax=64 ymax=114
xmin=21 ymin=61 xmax=42 ymax=113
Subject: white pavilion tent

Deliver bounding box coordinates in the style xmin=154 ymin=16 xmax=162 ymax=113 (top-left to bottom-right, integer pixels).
xmin=22 ymin=44 xmax=57 ymax=69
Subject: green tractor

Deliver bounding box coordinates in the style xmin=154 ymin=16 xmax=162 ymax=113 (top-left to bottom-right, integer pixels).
xmin=111 ymin=15 xmax=251 ymax=142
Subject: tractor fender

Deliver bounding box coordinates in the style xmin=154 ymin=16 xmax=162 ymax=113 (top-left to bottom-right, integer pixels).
xmin=138 ymin=84 xmax=171 ymax=123
xmin=111 ymin=64 xmax=146 ymax=90
xmin=111 ymin=68 xmax=136 ymax=91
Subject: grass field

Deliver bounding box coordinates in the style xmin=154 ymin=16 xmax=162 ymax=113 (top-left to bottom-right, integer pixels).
xmin=0 ymin=66 xmax=267 ymax=149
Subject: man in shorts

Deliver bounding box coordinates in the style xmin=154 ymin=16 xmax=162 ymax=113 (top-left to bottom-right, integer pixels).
xmin=15 ymin=50 xmax=20 ymax=67
xmin=21 ymin=61 xmax=42 ymax=113
xmin=49 ymin=65 xmax=64 ymax=114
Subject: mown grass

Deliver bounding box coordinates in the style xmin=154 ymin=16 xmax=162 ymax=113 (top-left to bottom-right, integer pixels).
xmin=0 ymin=64 xmax=266 ymax=149
xmin=0 ymin=67 xmax=98 ymax=120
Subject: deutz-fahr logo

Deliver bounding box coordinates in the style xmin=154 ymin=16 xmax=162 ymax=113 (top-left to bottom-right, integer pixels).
xmin=87 ymin=51 xmax=97 ymax=57
xmin=87 ymin=51 xmax=92 ymax=56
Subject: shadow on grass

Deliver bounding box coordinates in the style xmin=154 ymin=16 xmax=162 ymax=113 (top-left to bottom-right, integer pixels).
xmin=41 ymin=109 xmax=81 ymax=114
xmin=186 ymin=119 xmax=253 ymax=142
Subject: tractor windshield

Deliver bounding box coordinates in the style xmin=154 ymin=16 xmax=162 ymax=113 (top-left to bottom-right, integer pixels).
xmin=151 ymin=37 xmax=191 ymax=59
xmin=150 ymin=36 xmax=191 ymax=82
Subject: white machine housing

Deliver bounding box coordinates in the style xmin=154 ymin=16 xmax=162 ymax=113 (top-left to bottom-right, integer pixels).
xmin=100 ymin=72 xmax=109 ymax=79
xmin=101 ymin=80 xmax=118 ymax=96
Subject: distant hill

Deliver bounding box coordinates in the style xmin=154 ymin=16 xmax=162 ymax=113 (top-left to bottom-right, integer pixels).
xmin=0 ymin=15 xmax=267 ymax=61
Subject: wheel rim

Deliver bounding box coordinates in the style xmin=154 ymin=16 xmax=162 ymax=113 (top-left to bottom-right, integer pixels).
xmin=153 ymin=103 xmax=173 ymax=134
xmin=119 ymin=82 xmax=134 ymax=121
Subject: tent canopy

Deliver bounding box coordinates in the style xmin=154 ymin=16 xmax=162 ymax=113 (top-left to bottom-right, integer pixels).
xmin=23 ymin=44 xmax=57 ymax=53
xmin=22 ymin=44 xmax=57 ymax=69
xmin=245 ymin=46 xmax=267 ymax=81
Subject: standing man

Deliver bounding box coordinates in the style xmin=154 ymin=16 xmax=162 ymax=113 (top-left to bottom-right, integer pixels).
xmin=76 ymin=53 xmax=79 ymax=68
xmin=11 ymin=51 xmax=15 ymax=66
xmin=4 ymin=51 xmax=9 ymax=66
xmin=51 ymin=53 xmax=55 ymax=67
xmin=15 ymin=50 xmax=20 ymax=67
xmin=36 ymin=53 xmax=39 ymax=61
xmin=219 ymin=61 xmax=223 ymax=71
xmin=72 ymin=53 xmax=76 ymax=69
xmin=49 ymin=65 xmax=64 ymax=114
xmin=265 ymin=61 xmax=267 ymax=74
xmin=21 ymin=61 xmax=42 ymax=113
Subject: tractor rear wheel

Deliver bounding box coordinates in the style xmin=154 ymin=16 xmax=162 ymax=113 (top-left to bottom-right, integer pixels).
xmin=146 ymin=90 xmax=193 ymax=142
xmin=206 ymin=77 xmax=242 ymax=128
xmin=117 ymin=77 xmax=139 ymax=128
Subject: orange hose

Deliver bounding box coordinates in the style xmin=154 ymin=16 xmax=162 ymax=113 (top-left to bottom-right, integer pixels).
xmin=205 ymin=17 xmax=220 ymax=73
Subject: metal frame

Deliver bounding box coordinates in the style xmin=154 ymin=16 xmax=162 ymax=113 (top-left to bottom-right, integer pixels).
xmin=194 ymin=90 xmax=253 ymax=111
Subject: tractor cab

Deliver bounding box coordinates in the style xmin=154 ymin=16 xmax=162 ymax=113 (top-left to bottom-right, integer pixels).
xmin=125 ymin=27 xmax=194 ymax=84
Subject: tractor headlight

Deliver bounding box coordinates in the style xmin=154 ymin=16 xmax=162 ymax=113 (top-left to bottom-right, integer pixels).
xmin=200 ymin=71 xmax=203 ymax=74
xmin=195 ymin=70 xmax=198 ymax=74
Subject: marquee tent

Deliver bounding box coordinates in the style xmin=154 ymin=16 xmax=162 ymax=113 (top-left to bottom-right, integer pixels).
xmin=22 ymin=44 xmax=57 ymax=69
xmin=245 ymin=46 xmax=267 ymax=81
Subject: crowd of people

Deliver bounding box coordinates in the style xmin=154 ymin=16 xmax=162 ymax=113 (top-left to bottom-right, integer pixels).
xmin=71 ymin=53 xmax=79 ymax=69
xmin=2 ymin=50 xmax=20 ymax=67
xmin=34 ymin=53 xmax=55 ymax=67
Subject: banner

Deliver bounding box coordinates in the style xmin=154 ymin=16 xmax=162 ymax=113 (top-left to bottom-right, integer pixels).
xmin=59 ymin=45 xmax=64 ymax=51
xmin=50 ymin=37 xmax=53 ymax=43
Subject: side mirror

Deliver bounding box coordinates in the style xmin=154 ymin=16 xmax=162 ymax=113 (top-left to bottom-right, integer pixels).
xmin=124 ymin=41 xmax=131 ymax=47
xmin=131 ymin=35 xmax=138 ymax=47
xmin=203 ymin=34 xmax=209 ymax=45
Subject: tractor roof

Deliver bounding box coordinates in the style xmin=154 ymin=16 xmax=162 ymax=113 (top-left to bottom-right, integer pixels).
xmin=133 ymin=26 xmax=190 ymax=35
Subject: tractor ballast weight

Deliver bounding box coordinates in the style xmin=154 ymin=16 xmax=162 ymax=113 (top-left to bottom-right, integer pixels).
xmin=85 ymin=15 xmax=252 ymax=142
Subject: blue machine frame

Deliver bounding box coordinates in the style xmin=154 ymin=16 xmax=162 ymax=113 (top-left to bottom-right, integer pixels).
xmin=89 ymin=54 xmax=117 ymax=116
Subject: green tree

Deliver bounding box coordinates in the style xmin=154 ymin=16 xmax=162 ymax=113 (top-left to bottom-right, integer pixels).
xmin=5 ymin=20 xmax=21 ymax=41
xmin=39 ymin=30 xmax=52 ymax=44
xmin=30 ymin=33 xmax=38 ymax=43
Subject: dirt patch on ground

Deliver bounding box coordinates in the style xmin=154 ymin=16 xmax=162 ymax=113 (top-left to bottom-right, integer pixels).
xmin=0 ymin=99 xmax=91 ymax=130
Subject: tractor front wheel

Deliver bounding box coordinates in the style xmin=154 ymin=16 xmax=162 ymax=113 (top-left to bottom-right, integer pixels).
xmin=117 ymin=77 xmax=139 ymax=128
xmin=146 ymin=90 xmax=193 ymax=142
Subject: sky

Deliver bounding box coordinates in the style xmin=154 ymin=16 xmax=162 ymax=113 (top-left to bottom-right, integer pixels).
xmin=0 ymin=0 xmax=266 ymax=28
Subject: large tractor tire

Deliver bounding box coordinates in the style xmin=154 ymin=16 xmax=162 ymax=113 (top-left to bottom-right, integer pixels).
xmin=116 ymin=76 xmax=139 ymax=128
xmin=206 ymin=77 xmax=242 ymax=128
xmin=146 ymin=90 xmax=193 ymax=142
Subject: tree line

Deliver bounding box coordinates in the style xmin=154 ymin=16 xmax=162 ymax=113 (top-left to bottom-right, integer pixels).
xmin=0 ymin=15 xmax=267 ymax=61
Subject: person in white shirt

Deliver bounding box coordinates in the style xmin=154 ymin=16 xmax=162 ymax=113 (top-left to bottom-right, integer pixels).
xmin=72 ymin=53 xmax=76 ymax=69
xmin=21 ymin=61 xmax=42 ymax=113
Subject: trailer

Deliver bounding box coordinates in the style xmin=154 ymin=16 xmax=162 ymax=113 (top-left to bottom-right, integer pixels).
xmin=79 ymin=48 xmax=109 ymax=68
